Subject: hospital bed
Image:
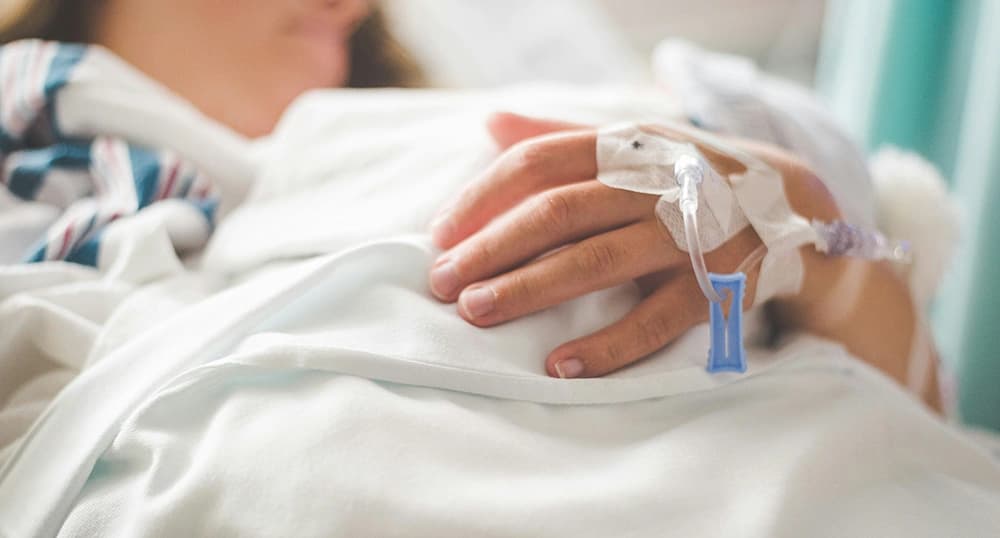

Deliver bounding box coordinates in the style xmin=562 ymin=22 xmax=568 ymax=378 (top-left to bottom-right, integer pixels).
xmin=1 ymin=2 xmax=999 ymax=536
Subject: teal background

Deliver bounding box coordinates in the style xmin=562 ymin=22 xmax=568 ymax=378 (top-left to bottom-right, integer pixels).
xmin=817 ymin=0 xmax=1000 ymax=430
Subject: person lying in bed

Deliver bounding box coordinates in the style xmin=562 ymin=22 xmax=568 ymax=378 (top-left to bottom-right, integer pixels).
xmin=0 ymin=0 xmax=942 ymax=410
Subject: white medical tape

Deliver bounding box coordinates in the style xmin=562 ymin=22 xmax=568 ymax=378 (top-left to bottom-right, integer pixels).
xmin=595 ymin=122 xmax=819 ymax=304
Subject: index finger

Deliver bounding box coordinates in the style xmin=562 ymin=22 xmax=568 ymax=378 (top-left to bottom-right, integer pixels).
xmin=431 ymin=129 xmax=597 ymax=249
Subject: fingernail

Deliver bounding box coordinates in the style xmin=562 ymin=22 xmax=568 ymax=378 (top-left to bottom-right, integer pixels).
xmin=430 ymin=214 xmax=453 ymax=247
xmin=430 ymin=262 xmax=460 ymax=298
xmin=554 ymin=358 xmax=584 ymax=379
xmin=461 ymin=286 xmax=495 ymax=318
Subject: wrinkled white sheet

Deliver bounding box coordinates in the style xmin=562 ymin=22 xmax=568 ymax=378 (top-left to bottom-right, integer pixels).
xmin=2 ymin=86 xmax=999 ymax=537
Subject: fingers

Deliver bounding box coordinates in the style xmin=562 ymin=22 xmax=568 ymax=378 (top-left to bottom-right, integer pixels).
xmin=486 ymin=112 xmax=587 ymax=150
xmin=545 ymin=272 xmax=707 ymax=378
xmin=544 ymin=226 xmax=766 ymax=379
xmin=429 ymin=181 xmax=655 ymax=301
xmin=431 ymin=129 xmax=597 ymax=249
xmin=450 ymin=221 xmax=684 ymax=327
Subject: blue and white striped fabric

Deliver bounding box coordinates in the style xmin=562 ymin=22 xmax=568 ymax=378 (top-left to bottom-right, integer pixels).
xmin=0 ymin=40 xmax=217 ymax=266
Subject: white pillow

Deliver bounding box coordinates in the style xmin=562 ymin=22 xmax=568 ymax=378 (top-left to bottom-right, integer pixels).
xmin=381 ymin=0 xmax=646 ymax=87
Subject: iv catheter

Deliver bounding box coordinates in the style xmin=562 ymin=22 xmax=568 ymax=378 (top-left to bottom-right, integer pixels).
xmin=675 ymin=154 xmax=747 ymax=372
xmin=672 ymin=151 xmax=912 ymax=375
xmin=675 ymin=154 xmax=723 ymax=304
xmin=595 ymin=121 xmax=914 ymax=376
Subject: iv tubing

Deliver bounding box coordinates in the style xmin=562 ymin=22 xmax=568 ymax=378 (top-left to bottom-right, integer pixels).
xmin=675 ymin=155 xmax=723 ymax=303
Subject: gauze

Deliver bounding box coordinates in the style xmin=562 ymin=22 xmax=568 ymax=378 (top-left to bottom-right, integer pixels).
xmin=596 ymin=122 xmax=819 ymax=304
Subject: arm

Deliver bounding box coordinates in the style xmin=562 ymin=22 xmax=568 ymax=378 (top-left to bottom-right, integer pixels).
xmin=775 ymin=253 xmax=943 ymax=411
xmin=728 ymin=139 xmax=943 ymax=411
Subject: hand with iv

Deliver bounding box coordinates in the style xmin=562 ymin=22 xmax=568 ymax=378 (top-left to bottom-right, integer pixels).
xmin=428 ymin=113 xmax=939 ymax=409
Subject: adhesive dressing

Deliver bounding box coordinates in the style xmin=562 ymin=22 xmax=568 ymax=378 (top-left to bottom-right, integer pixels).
xmin=596 ymin=122 xmax=816 ymax=305
xmin=596 ymin=122 xmax=912 ymax=375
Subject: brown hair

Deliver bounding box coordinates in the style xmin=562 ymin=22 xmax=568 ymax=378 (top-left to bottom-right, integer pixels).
xmin=347 ymin=7 xmax=424 ymax=88
xmin=0 ymin=0 xmax=423 ymax=88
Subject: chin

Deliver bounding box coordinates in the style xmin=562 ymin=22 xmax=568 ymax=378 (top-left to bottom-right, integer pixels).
xmin=297 ymin=39 xmax=351 ymax=89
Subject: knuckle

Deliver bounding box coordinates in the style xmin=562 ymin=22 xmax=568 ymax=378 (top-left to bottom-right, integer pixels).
xmin=780 ymin=160 xmax=840 ymax=221
xmin=493 ymin=273 xmax=530 ymax=314
xmin=789 ymin=162 xmax=824 ymax=192
xmin=577 ymin=240 xmax=622 ymax=277
xmin=599 ymin=339 xmax=629 ymax=370
xmin=635 ymin=315 xmax=674 ymax=352
xmin=457 ymin=239 xmax=498 ymax=276
xmin=533 ymin=190 xmax=575 ymax=232
xmin=511 ymin=140 xmax=552 ymax=180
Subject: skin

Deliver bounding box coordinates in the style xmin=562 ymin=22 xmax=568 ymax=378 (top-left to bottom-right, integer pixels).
xmin=429 ymin=113 xmax=941 ymax=411
xmin=93 ymin=0 xmax=371 ymax=138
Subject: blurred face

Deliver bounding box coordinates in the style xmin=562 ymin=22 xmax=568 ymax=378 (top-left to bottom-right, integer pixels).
xmin=96 ymin=0 xmax=371 ymax=137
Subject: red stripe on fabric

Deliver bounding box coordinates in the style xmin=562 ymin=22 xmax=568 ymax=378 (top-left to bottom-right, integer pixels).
xmin=100 ymin=139 xmax=125 ymax=198
xmin=55 ymin=223 xmax=73 ymax=259
xmin=160 ymin=160 xmax=180 ymax=200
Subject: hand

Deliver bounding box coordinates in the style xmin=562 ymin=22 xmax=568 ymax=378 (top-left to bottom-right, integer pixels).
xmin=428 ymin=113 xmax=841 ymax=379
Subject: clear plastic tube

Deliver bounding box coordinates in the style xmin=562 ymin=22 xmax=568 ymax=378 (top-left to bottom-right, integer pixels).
xmin=675 ymin=155 xmax=723 ymax=303
xmin=735 ymin=243 xmax=768 ymax=276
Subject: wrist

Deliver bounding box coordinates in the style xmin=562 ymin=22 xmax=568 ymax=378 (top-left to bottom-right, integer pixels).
xmin=775 ymin=247 xmax=866 ymax=331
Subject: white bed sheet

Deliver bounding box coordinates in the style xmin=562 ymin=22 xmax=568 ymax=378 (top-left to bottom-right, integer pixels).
xmin=1 ymin=86 xmax=999 ymax=537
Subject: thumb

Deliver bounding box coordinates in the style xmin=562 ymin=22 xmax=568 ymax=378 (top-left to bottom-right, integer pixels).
xmin=486 ymin=112 xmax=588 ymax=150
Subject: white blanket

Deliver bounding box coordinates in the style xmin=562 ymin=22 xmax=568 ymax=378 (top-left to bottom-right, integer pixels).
xmin=2 ymin=87 xmax=1000 ymax=537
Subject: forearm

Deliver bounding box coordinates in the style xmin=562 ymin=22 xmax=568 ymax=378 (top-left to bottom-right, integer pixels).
xmin=773 ymin=250 xmax=943 ymax=412
xmin=726 ymin=139 xmax=943 ymax=411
